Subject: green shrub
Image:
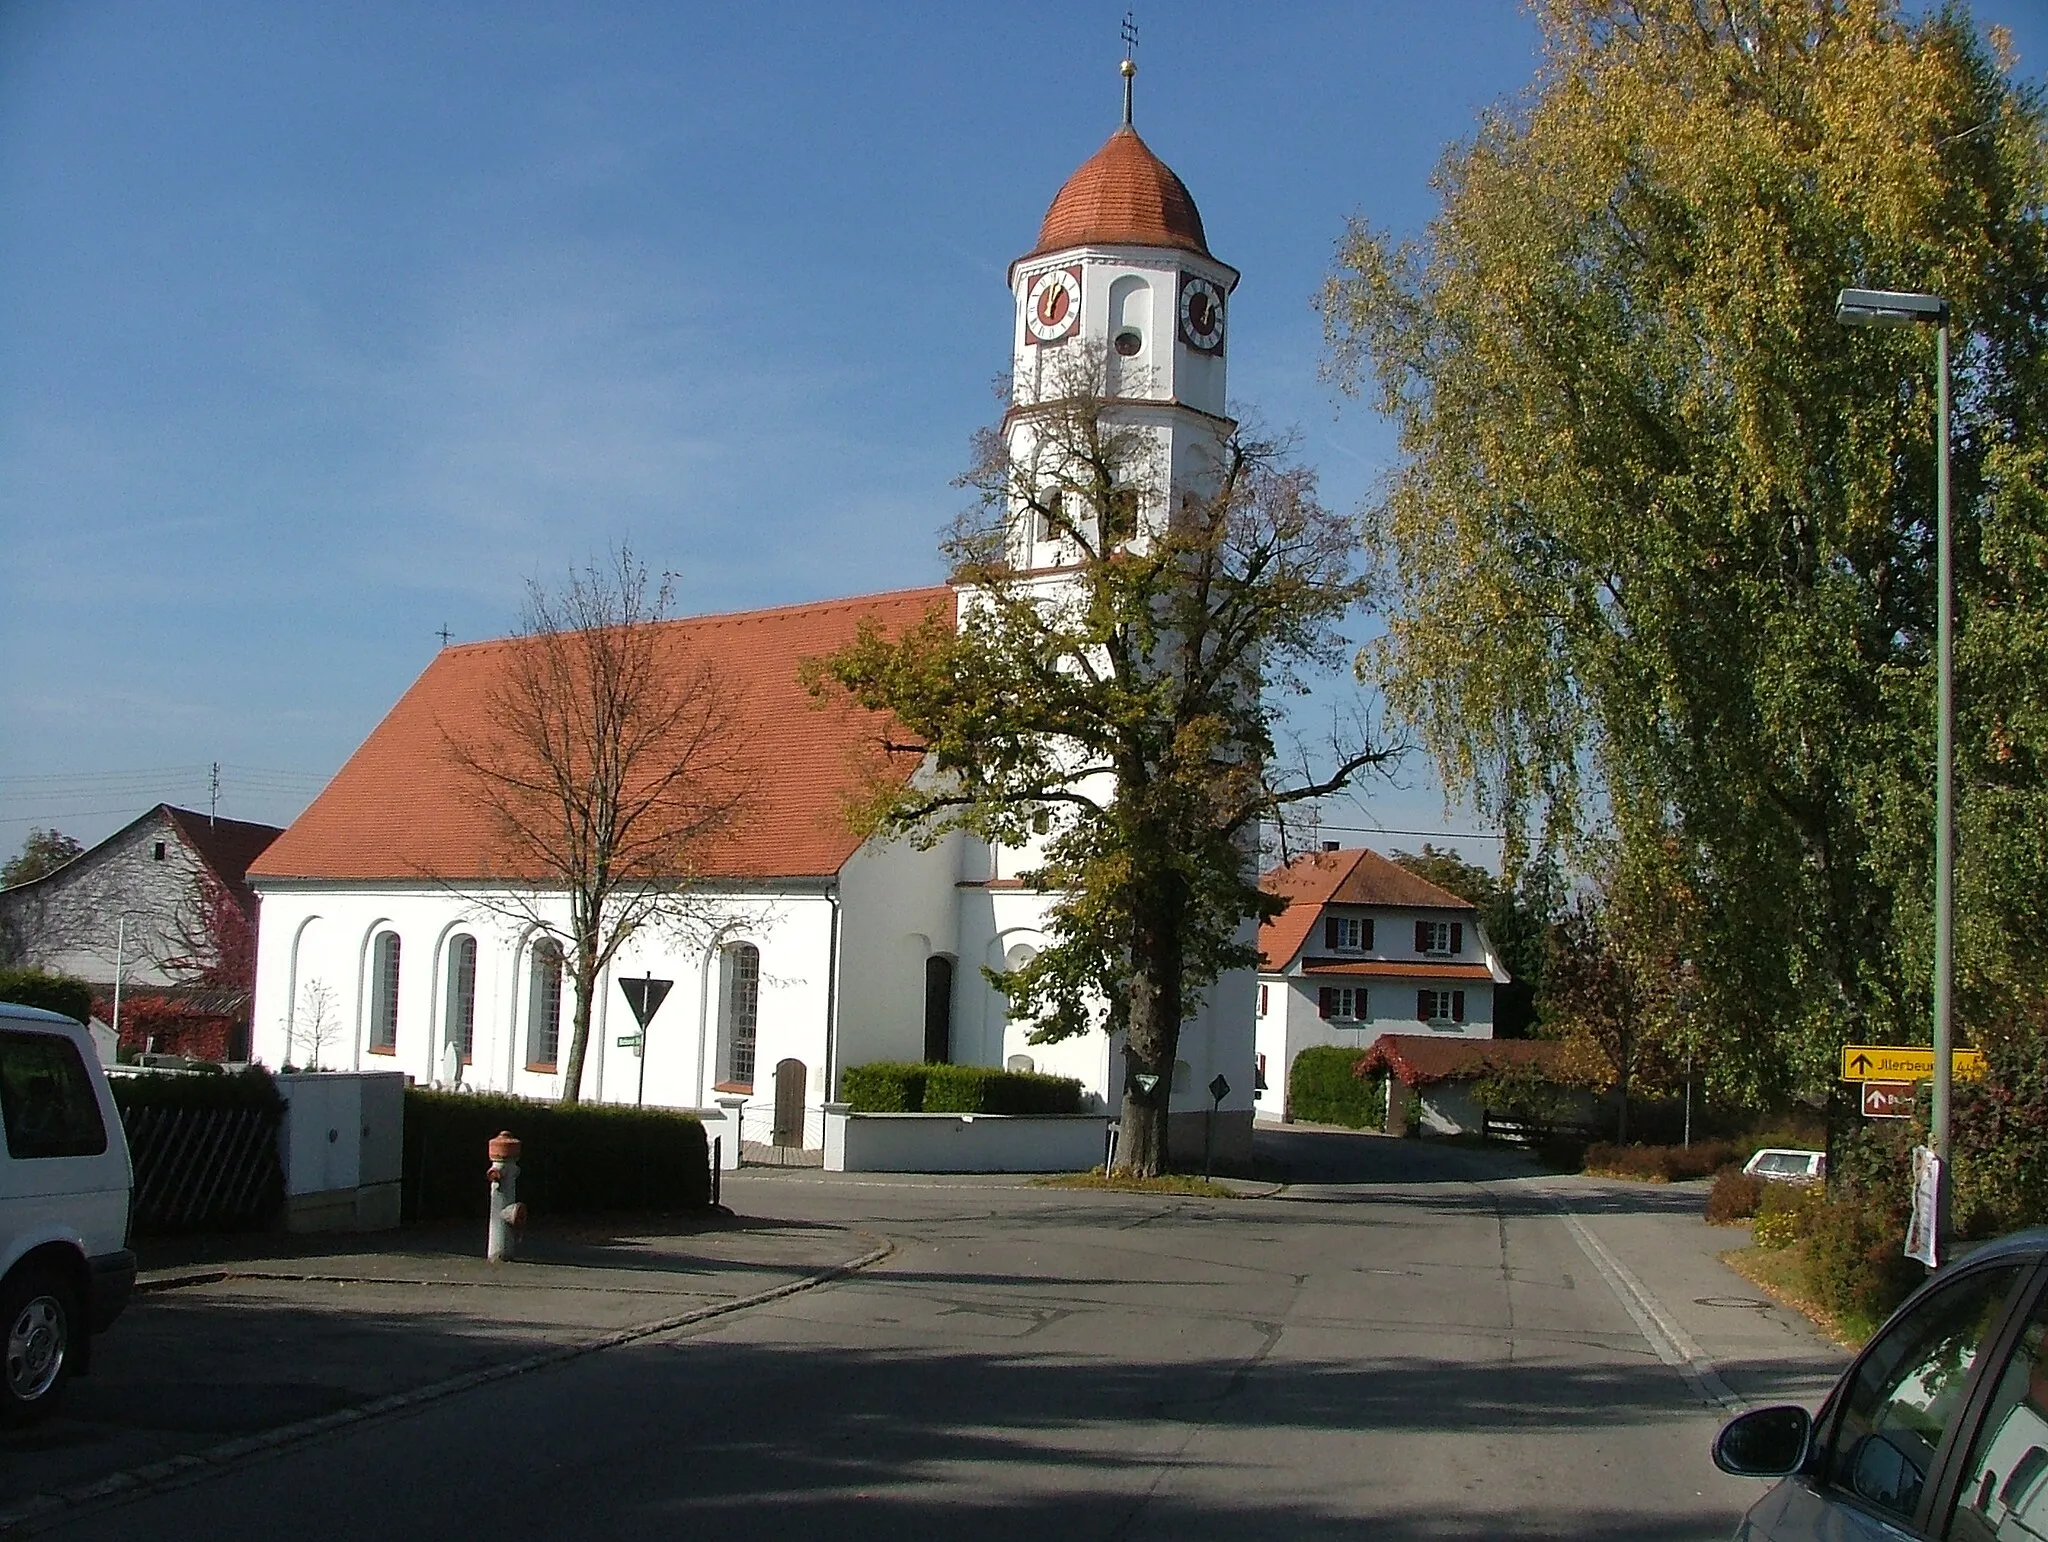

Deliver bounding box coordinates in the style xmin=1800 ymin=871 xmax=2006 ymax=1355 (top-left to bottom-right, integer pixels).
xmin=403 ymin=1089 xmax=710 ymax=1221
xmin=1802 ymin=1192 xmax=1921 ymax=1331
xmin=1752 ymin=1209 xmax=1801 ymax=1249
xmin=1952 ymin=1029 xmax=2048 ymax=1236
xmin=1706 ymin=1168 xmax=1764 ymax=1222
xmin=838 ymin=1062 xmax=1083 ymax=1116
xmin=1288 ymin=1046 xmax=1385 ymax=1129
xmin=0 ymin=967 xmax=93 ymax=1024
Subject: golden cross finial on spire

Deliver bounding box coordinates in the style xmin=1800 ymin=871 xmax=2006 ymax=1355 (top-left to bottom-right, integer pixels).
xmin=1120 ymin=12 xmax=1138 ymax=126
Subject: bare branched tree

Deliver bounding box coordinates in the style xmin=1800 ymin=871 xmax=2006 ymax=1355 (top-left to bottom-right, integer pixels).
xmin=443 ymin=545 xmax=755 ymax=1103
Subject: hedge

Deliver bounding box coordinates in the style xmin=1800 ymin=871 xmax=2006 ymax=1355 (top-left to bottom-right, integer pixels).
xmin=0 ymin=967 xmax=93 ymax=1024
xmin=840 ymin=1062 xmax=1084 ymax=1116
xmin=1582 ymin=1139 xmax=1741 ymax=1182
xmin=109 ymin=1065 xmax=282 ymax=1114
xmin=1288 ymin=1046 xmax=1385 ymax=1130
xmin=404 ymin=1089 xmax=711 ymax=1221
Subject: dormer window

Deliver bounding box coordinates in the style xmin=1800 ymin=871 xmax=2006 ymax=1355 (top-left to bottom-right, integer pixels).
xmin=1416 ymin=920 xmax=1463 ymax=956
xmin=1323 ymin=915 xmax=1372 ymax=952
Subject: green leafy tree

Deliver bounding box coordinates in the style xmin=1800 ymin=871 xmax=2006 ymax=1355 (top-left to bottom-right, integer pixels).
xmin=812 ymin=357 xmax=1392 ymax=1174
xmin=2 ymin=829 xmax=83 ymax=888
xmin=1391 ymin=843 xmax=1562 ymax=1035
xmin=1324 ymin=0 xmax=2048 ymax=1101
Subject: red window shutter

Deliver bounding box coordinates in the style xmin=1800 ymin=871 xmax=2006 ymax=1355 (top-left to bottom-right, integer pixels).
xmin=1415 ymin=920 xmax=1429 ymax=951
xmin=1417 ymin=989 xmax=1431 ymax=1020
xmin=1318 ymin=988 xmax=1333 ymax=1020
xmin=1450 ymin=922 xmax=1463 ymax=953
xmin=1356 ymin=988 xmax=1367 ymax=1020
xmin=1362 ymin=919 xmax=1375 ymax=950
xmin=1453 ymin=990 xmax=1466 ymax=1023
xmin=1325 ymin=916 xmax=1340 ymax=950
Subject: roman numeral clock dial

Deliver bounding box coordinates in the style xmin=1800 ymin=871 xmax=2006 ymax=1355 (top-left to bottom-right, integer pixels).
xmin=1025 ymin=266 xmax=1082 ymax=344
xmin=1178 ymin=273 xmax=1225 ymax=353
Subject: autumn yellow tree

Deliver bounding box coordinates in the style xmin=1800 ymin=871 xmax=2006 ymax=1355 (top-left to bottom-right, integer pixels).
xmin=1326 ymin=0 xmax=2048 ymax=1100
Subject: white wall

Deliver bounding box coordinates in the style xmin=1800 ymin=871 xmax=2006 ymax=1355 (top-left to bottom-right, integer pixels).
xmin=833 ymin=828 xmax=963 ymax=1091
xmin=250 ymin=882 xmax=838 ymax=1137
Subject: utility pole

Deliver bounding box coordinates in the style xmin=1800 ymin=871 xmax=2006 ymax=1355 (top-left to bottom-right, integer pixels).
xmin=209 ymin=761 xmax=220 ymax=827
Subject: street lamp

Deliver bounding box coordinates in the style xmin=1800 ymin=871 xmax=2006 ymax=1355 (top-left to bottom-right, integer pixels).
xmin=1836 ymin=285 xmax=1952 ymax=1258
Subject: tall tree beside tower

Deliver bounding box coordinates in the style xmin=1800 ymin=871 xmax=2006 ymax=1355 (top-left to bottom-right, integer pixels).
xmin=815 ymin=94 xmax=1388 ymax=1173
xmin=1325 ymin=0 xmax=2048 ymax=1099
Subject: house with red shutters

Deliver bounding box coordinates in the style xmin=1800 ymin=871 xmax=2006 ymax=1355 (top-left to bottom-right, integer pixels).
xmin=1253 ymin=846 xmax=1511 ymax=1124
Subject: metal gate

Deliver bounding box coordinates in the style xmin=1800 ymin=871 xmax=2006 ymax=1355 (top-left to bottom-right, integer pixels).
xmin=771 ymin=1058 xmax=806 ymax=1148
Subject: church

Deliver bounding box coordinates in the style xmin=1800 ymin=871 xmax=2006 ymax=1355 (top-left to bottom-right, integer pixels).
xmin=246 ymin=74 xmax=1259 ymax=1165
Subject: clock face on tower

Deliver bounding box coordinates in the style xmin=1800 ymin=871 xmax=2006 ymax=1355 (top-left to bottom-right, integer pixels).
xmin=1024 ymin=266 xmax=1082 ymax=345
xmin=1178 ymin=273 xmax=1225 ymax=354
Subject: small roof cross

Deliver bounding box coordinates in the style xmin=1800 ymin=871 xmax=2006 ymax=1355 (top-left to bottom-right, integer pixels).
xmin=1120 ymin=12 xmax=1138 ymax=125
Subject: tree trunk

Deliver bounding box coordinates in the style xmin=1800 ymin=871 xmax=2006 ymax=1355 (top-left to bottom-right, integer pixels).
xmin=560 ymin=932 xmax=601 ymax=1105
xmin=1115 ymin=907 xmax=1184 ymax=1177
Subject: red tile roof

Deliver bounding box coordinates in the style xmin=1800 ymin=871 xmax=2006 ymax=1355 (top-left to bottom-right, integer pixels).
xmin=161 ymin=807 xmax=283 ymax=908
xmin=1357 ymin=1034 xmax=1572 ymax=1088
xmin=1258 ymin=848 xmax=1475 ymax=969
xmin=250 ymin=587 xmax=955 ymax=885
xmin=1028 ymin=127 xmax=1211 ymax=261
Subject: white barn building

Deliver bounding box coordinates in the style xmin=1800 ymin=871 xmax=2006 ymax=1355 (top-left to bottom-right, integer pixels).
xmin=248 ymin=95 xmax=1263 ymax=1164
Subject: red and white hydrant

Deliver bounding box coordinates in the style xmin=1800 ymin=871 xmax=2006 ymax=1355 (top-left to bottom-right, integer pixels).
xmin=487 ymin=1130 xmax=526 ymax=1263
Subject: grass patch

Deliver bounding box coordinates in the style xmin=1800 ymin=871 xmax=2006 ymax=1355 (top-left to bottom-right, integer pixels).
xmin=1720 ymin=1241 xmax=1881 ymax=1348
xmin=1034 ymin=1169 xmax=1243 ymax=1199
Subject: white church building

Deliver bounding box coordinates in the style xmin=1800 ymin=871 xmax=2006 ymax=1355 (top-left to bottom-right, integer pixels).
xmin=248 ymin=87 xmax=1260 ymax=1164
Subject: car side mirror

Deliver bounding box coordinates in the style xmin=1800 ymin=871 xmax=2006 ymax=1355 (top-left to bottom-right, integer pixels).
xmin=1714 ymin=1406 xmax=1813 ymax=1478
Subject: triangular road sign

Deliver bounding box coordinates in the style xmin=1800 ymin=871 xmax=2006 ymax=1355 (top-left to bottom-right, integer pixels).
xmin=619 ymin=975 xmax=674 ymax=1031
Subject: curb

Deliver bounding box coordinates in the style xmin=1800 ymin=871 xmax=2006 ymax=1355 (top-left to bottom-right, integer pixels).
xmin=1553 ymin=1205 xmax=1745 ymax=1412
xmin=0 ymin=1241 xmax=892 ymax=1536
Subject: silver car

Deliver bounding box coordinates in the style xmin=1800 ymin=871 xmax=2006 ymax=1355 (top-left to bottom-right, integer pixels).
xmin=1715 ymin=1226 xmax=2048 ymax=1539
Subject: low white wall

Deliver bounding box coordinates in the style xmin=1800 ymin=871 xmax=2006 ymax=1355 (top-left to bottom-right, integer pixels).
xmin=824 ymin=1107 xmax=1111 ymax=1174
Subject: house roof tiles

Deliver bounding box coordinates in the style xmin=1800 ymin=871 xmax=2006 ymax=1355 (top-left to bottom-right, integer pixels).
xmin=250 ymin=586 xmax=955 ymax=885
xmin=1357 ymin=1033 xmax=1571 ymax=1088
xmin=1258 ymin=848 xmax=1475 ymax=969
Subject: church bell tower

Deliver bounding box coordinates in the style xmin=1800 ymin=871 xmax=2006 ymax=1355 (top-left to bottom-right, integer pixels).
xmin=1003 ymin=49 xmax=1239 ymax=572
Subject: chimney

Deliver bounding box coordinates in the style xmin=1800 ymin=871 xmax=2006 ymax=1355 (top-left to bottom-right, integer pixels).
xmin=1321 ymin=841 xmax=1340 ymax=853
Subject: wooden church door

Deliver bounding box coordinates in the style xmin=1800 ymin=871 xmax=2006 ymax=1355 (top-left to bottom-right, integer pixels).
xmin=771 ymin=1058 xmax=806 ymax=1147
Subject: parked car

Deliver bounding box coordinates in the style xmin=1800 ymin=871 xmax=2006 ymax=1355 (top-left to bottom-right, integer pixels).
xmin=0 ymin=1000 xmax=136 ymax=1425
xmin=1714 ymin=1226 xmax=2048 ymax=1539
xmin=1743 ymin=1148 xmax=1828 ymax=1184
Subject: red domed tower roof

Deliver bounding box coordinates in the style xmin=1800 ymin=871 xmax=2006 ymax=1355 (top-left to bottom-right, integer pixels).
xmin=1026 ymin=125 xmax=1210 ymax=261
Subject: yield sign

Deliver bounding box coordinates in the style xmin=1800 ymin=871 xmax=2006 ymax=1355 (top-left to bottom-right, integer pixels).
xmin=618 ymin=975 xmax=674 ymax=1031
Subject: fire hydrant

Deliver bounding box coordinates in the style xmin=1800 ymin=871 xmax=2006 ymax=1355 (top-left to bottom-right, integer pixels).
xmin=487 ymin=1130 xmax=526 ymax=1263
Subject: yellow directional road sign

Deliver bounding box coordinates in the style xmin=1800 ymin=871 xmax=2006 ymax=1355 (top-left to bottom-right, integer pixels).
xmin=1840 ymin=1045 xmax=1986 ymax=1082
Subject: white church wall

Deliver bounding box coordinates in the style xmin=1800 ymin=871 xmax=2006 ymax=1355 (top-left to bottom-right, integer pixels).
xmin=833 ymin=830 xmax=962 ymax=1090
xmin=251 ymin=883 xmax=840 ymax=1141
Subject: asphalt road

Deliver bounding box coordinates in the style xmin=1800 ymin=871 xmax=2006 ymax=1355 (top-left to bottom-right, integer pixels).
xmin=28 ymin=1129 xmax=1845 ymax=1541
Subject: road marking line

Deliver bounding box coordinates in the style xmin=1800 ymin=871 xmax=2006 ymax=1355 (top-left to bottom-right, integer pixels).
xmin=0 ymin=1242 xmax=892 ymax=1537
xmin=1557 ymin=1208 xmax=1745 ymax=1413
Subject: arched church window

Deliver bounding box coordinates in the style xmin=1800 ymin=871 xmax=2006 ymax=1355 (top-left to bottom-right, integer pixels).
xmin=726 ymin=944 xmax=760 ymax=1085
xmin=526 ymin=937 xmax=563 ymax=1071
xmin=444 ymin=934 xmax=477 ymax=1065
xmin=368 ymin=932 xmax=400 ymax=1054
xmin=922 ymin=955 xmax=954 ymax=1065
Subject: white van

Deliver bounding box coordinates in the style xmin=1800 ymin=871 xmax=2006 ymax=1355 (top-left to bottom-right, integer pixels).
xmin=0 ymin=1001 xmax=136 ymax=1425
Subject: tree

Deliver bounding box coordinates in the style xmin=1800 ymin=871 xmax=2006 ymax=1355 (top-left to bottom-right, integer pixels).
xmin=291 ymin=978 xmax=340 ymax=1071
xmin=1324 ymin=0 xmax=2048 ymax=1101
xmin=443 ymin=546 xmax=754 ymax=1103
xmin=160 ymin=870 xmax=257 ymax=1001
xmin=1391 ymin=843 xmax=1562 ymax=1035
xmin=812 ymin=355 xmax=1393 ymax=1174
xmin=2 ymin=829 xmax=82 ymax=888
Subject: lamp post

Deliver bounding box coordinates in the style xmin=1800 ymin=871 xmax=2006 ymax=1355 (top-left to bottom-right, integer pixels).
xmin=1836 ymin=285 xmax=1952 ymax=1258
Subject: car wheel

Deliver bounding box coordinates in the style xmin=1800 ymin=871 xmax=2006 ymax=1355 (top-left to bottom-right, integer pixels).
xmin=0 ymin=1267 xmax=79 ymax=1426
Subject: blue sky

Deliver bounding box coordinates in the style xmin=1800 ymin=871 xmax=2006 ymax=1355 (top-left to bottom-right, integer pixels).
xmin=3 ymin=2 xmax=2041 ymax=866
